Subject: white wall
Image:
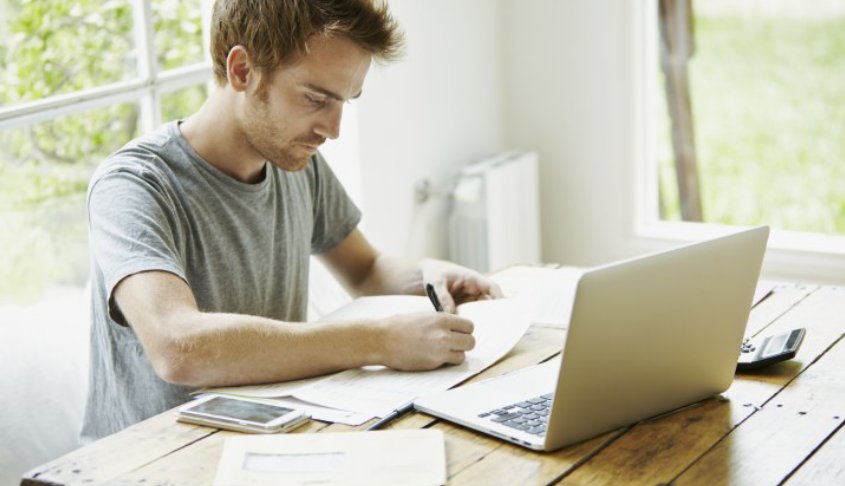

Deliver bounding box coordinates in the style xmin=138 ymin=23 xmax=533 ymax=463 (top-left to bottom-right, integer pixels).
xmin=356 ymin=0 xmax=634 ymax=268
xmin=499 ymin=0 xmax=635 ymax=267
xmin=357 ymin=0 xmax=504 ymax=259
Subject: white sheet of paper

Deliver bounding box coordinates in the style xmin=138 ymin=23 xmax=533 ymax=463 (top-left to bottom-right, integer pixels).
xmin=319 ymin=295 xmax=435 ymax=320
xmin=294 ymin=298 xmax=532 ymax=417
xmin=490 ymin=265 xmax=581 ymax=328
xmin=201 ymin=374 xmax=326 ymax=399
xmin=239 ymin=396 xmax=373 ymax=426
xmin=203 ymin=296 xmax=532 ymax=419
xmin=213 ymin=430 xmax=446 ymax=486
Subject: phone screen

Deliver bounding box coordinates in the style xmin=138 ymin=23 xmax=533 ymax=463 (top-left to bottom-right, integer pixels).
xmin=189 ymin=397 xmax=294 ymax=424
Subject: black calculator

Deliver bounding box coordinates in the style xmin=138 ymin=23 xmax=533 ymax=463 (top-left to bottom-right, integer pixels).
xmin=737 ymin=328 xmax=806 ymax=371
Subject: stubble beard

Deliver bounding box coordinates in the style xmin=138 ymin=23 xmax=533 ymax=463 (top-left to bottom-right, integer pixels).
xmin=242 ymin=95 xmax=313 ymax=173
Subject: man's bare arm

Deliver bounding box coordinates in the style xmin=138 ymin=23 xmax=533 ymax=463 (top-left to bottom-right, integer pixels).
xmin=320 ymin=229 xmax=503 ymax=311
xmin=318 ymin=228 xmax=422 ymax=296
xmin=113 ymin=269 xmax=475 ymax=387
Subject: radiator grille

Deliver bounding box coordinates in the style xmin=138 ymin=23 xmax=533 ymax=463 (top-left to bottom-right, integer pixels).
xmin=449 ymin=152 xmax=541 ymax=273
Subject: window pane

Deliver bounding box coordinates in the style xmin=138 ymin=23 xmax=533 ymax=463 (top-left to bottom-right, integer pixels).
xmin=657 ymin=1 xmax=845 ymax=234
xmin=0 ymin=0 xmax=136 ymax=106
xmin=154 ymin=0 xmax=205 ymax=70
xmin=160 ymin=83 xmax=208 ymax=123
xmin=0 ymin=102 xmax=140 ymax=303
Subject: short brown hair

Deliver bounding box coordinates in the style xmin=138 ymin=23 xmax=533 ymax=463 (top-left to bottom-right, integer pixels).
xmin=210 ymin=0 xmax=404 ymax=86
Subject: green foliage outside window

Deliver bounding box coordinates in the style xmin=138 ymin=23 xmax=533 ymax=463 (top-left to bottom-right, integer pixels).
xmin=1 ymin=0 xmax=135 ymax=104
xmin=155 ymin=0 xmax=205 ymax=70
xmin=658 ymin=7 xmax=845 ymax=234
xmin=0 ymin=0 xmax=206 ymax=303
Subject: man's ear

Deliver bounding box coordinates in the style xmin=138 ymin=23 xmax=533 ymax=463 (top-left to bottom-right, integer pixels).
xmin=226 ymin=45 xmax=254 ymax=92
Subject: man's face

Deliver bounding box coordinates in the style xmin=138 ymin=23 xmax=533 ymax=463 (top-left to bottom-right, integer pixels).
xmin=240 ymin=36 xmax=372 ymax=172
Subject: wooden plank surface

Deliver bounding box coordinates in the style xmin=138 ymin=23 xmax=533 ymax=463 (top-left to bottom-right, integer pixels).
xmin=20 ymin=285 xmax=845 ymax=486
xmin=445 ymin=284 xmax=815 ymax=485
xmin=674 ymin=335 xmax=845 ymax=485
xmin=448 ymin=428 xmax=626 ymax=485
xmin=556 ymin=285 xmax=845 ymax=485
xmin=21 ymin=411 xmax=217 ymax=485
xmin=559 ymin=396 xmax=735 ymax=485
xmin=58 ymin=325 xmax=565 ymax=486
xmin=785 ymin=420 xmax=845 ymax=485
xmin=104 ymin=419 xmax=331 ymax=485
xmin=745 ymin=283 xmax=815 ymax=337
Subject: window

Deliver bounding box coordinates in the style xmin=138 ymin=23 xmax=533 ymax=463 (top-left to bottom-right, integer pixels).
xmin=0 ymin=0 xmax=211 ymax=307
xmin=655 ymin=0 xmax=845 ymax=236
xmin=1 ymin=0 xmax=365 ymax=320
xmin=633 ymin=0 xmax=845 ymax=283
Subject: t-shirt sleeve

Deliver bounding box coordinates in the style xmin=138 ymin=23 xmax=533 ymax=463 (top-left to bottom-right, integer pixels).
xmin=88 ymin=166 xmax=187 ymax=325
xmin=309 ymin=152 xmax=362 ymax=254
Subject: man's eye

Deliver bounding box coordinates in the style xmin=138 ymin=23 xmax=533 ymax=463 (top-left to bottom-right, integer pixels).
xmin=305 ymin=95 xmax=328 ymax=108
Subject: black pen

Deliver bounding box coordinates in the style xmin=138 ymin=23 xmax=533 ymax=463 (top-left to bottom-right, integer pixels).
xmin=365 ymin=401 xmax=415 ymax=430
xmin=425 ymin=283 xmax=444 ymax=312
xmin=364 ymin=283 xmax=443 ymax=430
xmin=364 ymin=285 xmax=442 ymax=430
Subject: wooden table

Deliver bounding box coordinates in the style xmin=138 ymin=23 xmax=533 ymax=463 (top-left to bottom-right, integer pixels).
xmin=22 ymin=282 xmax=845 ymax=485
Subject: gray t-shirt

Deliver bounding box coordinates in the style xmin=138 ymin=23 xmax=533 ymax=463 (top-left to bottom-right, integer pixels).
xmin=81 ymin=121 xmax=361 ymax=442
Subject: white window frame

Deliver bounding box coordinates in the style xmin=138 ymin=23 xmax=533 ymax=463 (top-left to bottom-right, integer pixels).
xmin=626 ymin=0 xmax=845 ymax=286
xmin=0 ymin=0 xmax=364 ymax=317
xmin=0 ymin=0 xmax=214 ymax=132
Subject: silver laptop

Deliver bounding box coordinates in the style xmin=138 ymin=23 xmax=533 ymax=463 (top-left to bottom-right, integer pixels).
xmin=415 ymin=226 xmax=769 ymax=451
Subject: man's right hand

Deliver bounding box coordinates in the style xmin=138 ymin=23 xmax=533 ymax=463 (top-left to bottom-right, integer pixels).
xmin=377 ymin=311 xmax=475 ymax=371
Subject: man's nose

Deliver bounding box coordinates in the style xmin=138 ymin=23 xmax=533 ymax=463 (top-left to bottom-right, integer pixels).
xmin=314 ymin=103 xmax=342 ymax=140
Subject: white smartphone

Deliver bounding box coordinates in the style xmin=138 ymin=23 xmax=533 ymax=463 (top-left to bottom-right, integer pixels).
xmin=176 ymin=394 xmax=310 ymax=434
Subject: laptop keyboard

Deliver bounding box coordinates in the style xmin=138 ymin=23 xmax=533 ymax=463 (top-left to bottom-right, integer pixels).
xmin=478 ymin=393 xmax=554 ymax=436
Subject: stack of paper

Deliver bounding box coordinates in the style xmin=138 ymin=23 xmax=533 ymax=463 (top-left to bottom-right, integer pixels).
xmin=203 ymin=296 xmax=533 ymax=424
xmin=489 ymin=265 xmax=581 ymax=328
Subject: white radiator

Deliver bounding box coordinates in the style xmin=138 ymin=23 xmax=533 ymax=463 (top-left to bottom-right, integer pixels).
xmin=448 ymin=152 xmax=541 ymax=273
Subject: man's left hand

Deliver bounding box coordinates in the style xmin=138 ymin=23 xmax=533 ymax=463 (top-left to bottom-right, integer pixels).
xmin=420 ymin=259 xmax=504 ymax=313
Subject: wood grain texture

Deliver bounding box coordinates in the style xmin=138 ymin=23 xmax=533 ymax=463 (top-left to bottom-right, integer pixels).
xmin=449 ymin=428 xmax=626 ymax=485
xmin=21 ymin=411 xmax=216 ymax=485
xmin=730 ymin=286 xmax=845 ymax=407
xmin=750 ymin=286 xmax=845 ymax=343
xmin=552 ymin=286 xmax=818 ymax=485
xmin=438 ymin=421 xmax=511 ymax=477
xmin=745 ymin=283 xmax=815 ymax=337
xmin=20 ymin=325 xmax=563 ymax=485
xmin=674 ymin=335 xmax=845 ymax=485
xmin=19 ymin=284 xmax=845 ymax=486
xmin=559 ymin=397 xmax=734 ymax=485
xmin=101 ymin=416 xmax=331 ymax=485
xmin=785 ymin=422 xmax=845 ymax=486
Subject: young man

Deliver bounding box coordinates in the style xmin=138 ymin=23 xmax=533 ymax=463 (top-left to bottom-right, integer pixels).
xmin=81 ymin=0 xmax=502 ymax=441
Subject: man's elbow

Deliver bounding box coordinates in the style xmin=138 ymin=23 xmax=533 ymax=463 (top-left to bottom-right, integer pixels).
xmin=151 ymin=358 xmax=193 ymax=387
xmin=147 ymin=337 xmax=208 ymax=387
